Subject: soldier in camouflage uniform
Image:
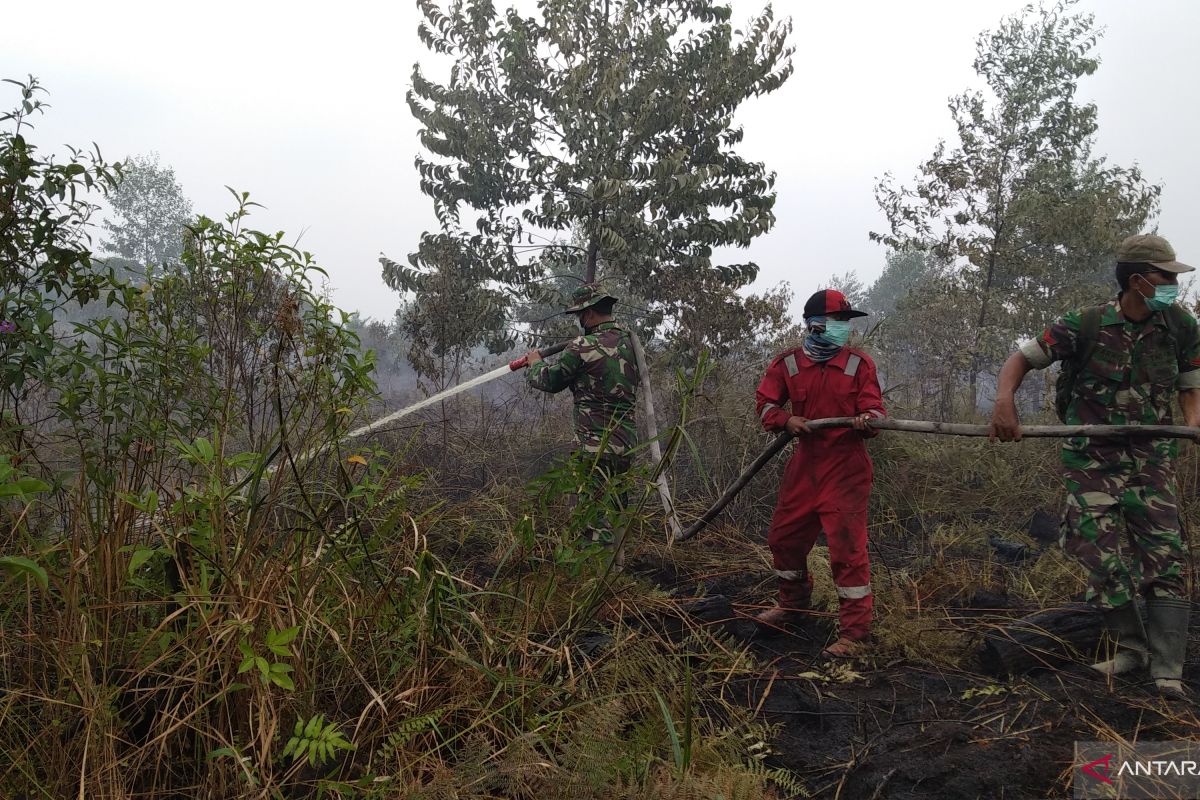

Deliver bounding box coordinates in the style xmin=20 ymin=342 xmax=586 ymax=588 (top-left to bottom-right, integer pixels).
xmin=991 ymin=234 xmax=1200 ymax=700
xmin=525 ymin=284 xmax=639 ymax=546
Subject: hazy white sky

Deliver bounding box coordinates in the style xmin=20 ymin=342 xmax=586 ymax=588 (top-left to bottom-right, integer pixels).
xmin=4 ymin=0 xmax=1197 ymax=323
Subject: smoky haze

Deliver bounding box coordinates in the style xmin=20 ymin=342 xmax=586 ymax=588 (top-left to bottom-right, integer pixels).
xmin=3 ymin=0 xmax=1197 ymax=322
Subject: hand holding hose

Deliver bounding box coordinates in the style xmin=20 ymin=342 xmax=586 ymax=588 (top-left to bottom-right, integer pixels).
xmin=784 ymin=416 xmax=811 ymax=435
xmin=507 ymin=341 xmax=569 ymax=371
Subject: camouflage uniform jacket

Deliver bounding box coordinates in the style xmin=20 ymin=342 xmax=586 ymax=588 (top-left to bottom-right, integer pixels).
xmin=1019 ymin=297 xmax=1200 ymax=462
xmin=526 ymin=321 xmax=639 ymax=457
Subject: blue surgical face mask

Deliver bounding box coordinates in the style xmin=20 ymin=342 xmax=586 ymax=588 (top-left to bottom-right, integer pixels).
xmin=1138 ymin=276 xmax=1179 ymax=312
xmin=822 ymin=319 xmax=852 ymax=346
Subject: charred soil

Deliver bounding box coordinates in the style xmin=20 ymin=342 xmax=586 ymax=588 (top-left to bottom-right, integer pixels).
xmin=628 ymin=533 xmax=1200 ymax=800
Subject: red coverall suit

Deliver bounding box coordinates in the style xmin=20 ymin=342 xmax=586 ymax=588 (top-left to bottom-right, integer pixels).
xmin=755 ymin=346 xmax=886 ymax=640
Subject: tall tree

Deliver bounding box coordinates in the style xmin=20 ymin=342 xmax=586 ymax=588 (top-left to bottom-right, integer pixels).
xmin=863 ymin=248 xmax=940 ymax=318
xmin=387 ymin=251 xmax=510 ymax=393
xmin=102 ymin=152 xmax=193 ymax=270
xmin=389 ymin=0 xmax=792 ymax=330
xmin=871 ymin=0 xmax=1159 ymax=410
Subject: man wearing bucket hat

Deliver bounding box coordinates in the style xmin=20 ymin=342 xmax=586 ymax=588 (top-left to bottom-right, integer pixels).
xmin=991 ymin=234 xmax=1200 ymax=701
xmin=524 ymin=284 xmax=639 ymax=547
xmin=754 ymin=289 xmax=886 ymax=657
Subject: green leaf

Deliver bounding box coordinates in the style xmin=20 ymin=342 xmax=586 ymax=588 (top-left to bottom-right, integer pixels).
xmin=0 ymin=556 xmax=48 ymax=589
xmin=194 ymin=437 xmax=214 ymax=463
xmin=270 ymin=672 xmax=295 ymax=691
xmin=653 ymin=688 xmax=684 ymax=772
xmin=127 ymin=546 xmax=155 ymax=575
xmin=0 ymin=477 xmax=51 ymax=497
xmin=266 ymin=626 xmax=299 ymax=647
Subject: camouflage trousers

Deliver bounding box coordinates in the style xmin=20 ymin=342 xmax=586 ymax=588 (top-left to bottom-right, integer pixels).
xmin=572 ymin=451 xmax=633 ymax=547
xmin=1061 ymin=446 xmax=1187 ymax=610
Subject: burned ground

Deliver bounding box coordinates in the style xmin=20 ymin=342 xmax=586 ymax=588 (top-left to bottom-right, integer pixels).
xmin=626 ymin=528 xmax=1200 ymax=800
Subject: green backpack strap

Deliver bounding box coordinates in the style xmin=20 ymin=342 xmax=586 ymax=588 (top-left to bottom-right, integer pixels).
xmin=1076 ymin=305 xmax=1103 ymax=370
xmin=1055 ymin=305 xmax=1103 ymax=422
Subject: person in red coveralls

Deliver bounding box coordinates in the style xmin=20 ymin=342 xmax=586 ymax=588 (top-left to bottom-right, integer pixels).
xmin=754 ymin=289 xmax=886 ymax=658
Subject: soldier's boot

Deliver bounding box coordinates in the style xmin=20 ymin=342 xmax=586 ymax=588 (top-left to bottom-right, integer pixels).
xmin=1146 ymin=596 xmax=1191 ymax=700
xmin=610 ymin=525 xmax=628 ymax=572
xmin=1090 ymin=602 xmax=1148 ymax=677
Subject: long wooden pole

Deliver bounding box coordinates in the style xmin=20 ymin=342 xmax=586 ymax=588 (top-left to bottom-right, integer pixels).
xmin=628 ymin=331 xmax=683 ymax=542
xmin=848 ymin=418 xmax=1200 ymax=440
xmin=675 ymin=417 xmax=1200 ymax=543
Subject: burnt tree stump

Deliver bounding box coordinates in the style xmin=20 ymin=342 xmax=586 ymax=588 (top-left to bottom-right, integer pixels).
xmin=978 ymin=602 xmax=1143 ymax=676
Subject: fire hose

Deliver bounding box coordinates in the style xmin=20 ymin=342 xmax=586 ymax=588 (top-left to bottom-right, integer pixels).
xmin=269 ymin=340 xmax=574 ymax=475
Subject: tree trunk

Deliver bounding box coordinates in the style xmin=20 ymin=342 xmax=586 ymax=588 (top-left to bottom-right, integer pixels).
xmin=585 ymin=209 xmax=599 ymax=283
xmin=628 ymin=330 xmax=683 ymax=542
xmin=968 ymin=158 xmax=1009 ymax=413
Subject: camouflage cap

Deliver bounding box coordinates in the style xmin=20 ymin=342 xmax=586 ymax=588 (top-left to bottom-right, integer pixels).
xmin=1116 ymin=234 xmax=1194 ymax=273
xmin=564 ymin=283 xmax=619 ymax=314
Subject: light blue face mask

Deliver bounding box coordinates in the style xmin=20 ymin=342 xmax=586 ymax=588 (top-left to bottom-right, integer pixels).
xmin=1139 ymin=276 xmax=1179 ymax=312
xmin=822 ymin=319 xmax=852 ymax=346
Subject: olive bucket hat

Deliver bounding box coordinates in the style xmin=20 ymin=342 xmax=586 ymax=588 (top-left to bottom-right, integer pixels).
xmin=564 ymin=283 xmax=619 ymax=314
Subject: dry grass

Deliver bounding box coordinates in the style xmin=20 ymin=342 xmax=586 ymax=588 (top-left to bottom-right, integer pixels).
xmin=0 ymin=429 xmax=792 ymax=799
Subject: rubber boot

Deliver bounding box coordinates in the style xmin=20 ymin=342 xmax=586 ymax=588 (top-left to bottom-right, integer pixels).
xmin=1090 ymin=602 xmax=1148 ymax=677
xmin=1146 ymin=596 xmax=1191 ymax=700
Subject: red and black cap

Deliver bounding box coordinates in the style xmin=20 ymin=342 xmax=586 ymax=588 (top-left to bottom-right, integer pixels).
xmin=803 ymin=289 xmax=868 ymax=320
